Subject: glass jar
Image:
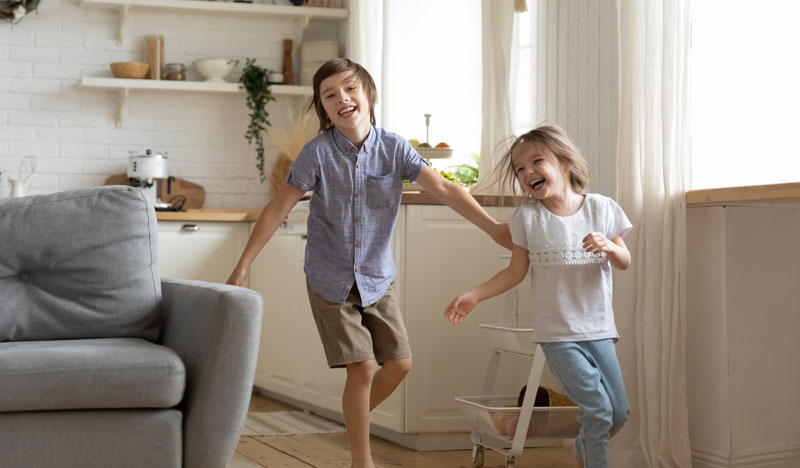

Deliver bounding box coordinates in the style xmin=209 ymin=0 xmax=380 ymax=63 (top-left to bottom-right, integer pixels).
xmin=164 ymin=63 xmax=186 ymax=81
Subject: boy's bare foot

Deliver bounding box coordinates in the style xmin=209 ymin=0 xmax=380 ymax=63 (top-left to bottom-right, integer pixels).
xmin=352 ymin=459 xmax=375 ymax=468
xmin=566 ymin=440 xmax=584 ymax=468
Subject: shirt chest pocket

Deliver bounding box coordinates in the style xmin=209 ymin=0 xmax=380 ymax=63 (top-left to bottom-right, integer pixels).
xmin=366 ymin=174 xmax=397 ymax=209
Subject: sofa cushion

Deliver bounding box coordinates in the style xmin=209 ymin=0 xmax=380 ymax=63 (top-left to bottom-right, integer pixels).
xmin=0 ymin=186 xmax=161 ymax=342
xmin=0 ymin=338 xmax=185 ymax=412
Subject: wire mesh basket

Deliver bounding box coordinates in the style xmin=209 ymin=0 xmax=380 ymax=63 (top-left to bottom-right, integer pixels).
xmin=455 ymin=395 xmax=580 ymax=440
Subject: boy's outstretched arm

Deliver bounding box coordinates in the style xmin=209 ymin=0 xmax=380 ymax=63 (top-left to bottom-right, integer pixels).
xmin=444 ymin=244 xmax=529 ymax=325
xmin=227 ymin=183 xmax=306 ymax=286
xmin=415 ymin=167 xmax=513 ymax=250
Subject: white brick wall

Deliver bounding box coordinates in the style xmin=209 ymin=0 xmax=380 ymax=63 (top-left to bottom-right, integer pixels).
xmin=0 ymin=0 xmax=341 ymax=208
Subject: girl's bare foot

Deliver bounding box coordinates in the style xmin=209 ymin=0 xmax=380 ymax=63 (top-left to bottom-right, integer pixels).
xmin=566 ymin=440 xmax=584 ymax=468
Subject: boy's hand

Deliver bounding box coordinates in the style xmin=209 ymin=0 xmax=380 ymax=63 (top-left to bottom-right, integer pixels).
xmin=444 ymin=292 xmax=478 ymax=325
xmin=491 ymin=223 xmax=514 ymax=251
xmin=226 ymin=267 xmax=248 ymax=286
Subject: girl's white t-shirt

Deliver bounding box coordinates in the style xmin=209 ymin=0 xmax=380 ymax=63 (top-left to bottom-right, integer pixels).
xmin=509 ymin=193 xmax=632 ymax=343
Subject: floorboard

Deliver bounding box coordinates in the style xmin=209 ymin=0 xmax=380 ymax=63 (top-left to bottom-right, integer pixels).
xmin=231 ymin=393 xmax=573 ymax=468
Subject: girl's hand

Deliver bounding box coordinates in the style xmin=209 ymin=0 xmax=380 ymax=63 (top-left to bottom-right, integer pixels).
xmin=444 ymin=293 xmax=478 ymax=325
xmin=582 ymin=232 xmax=613 ymax=255
xmin=226 ymin=266 xmax=249 ymax=286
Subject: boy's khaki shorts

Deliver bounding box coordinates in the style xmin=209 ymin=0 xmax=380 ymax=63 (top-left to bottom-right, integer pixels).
xmin=306 ymin=280 xmax=412 ymax=368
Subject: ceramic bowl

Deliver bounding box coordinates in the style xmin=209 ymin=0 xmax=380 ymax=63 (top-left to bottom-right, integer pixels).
xmin=110 ymin=62 xmax=150 ymax=79
xmin=193 ymin=58 xmax=239 ymax=83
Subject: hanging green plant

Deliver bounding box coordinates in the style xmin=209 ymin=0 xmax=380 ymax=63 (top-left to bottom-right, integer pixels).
xmin=239 ymin=58 xmax=276 ymax=183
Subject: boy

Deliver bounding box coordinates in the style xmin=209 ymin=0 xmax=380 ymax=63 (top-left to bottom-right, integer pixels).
xmin=228 ymin=58 xmax=511 ymax=468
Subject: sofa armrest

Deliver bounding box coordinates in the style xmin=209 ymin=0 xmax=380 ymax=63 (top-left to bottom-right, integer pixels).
xmin=159 ymin=278 xmax=262 ymax=468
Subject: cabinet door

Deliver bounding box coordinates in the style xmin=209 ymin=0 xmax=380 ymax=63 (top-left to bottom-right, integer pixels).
xmin=403 ymin=205 xmax=558 ymax=433
xmin=319 ymin=208 xmax=406 ymax=432
xmin=250 ymin=222 xmax=308 ymax=401
xmin=157 ymin=221 xmax=249 ymax=285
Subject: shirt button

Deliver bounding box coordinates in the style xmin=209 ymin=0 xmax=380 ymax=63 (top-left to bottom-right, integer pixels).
xmin=355 ymin=267 xmax=360 ymax=272
xmin=356 ymin=191 xmax=361 ymax=197
xmin=355 ymin=216 xmax=361 ymax=222
xmin=356 ymin=163 xmax=361 ymax=168
xmin=355 ymin=241 xmax=361 ymax=247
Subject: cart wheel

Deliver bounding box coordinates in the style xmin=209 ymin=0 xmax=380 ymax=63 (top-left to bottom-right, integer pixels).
xmin=505 ymin=457 xmax=515 ymax=468
xmin=470 ymin=444 xmax=484 ymax=468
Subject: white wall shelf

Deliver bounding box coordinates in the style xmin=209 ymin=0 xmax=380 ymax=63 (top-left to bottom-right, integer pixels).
xmin=80 ymin=76 xmax=312 ymax=126
xmin=79 ymin=0 xmax=347 ymax=45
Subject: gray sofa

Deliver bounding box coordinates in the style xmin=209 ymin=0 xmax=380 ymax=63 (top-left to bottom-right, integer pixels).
xmin=0 ymin=186 xmax=263 ymax=468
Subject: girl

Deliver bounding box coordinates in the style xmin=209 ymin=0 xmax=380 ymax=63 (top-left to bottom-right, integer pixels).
xmin=444 ymin=124 xmax=631 ymax=468
xmin=228 ymin=58 xmax=512 ymax=468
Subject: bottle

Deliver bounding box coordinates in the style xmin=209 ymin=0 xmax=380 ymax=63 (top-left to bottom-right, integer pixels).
xmin=164 ymin=63 xmax=186 ymax=81
xmin=145 ymin=34 xmax=165 ymax=80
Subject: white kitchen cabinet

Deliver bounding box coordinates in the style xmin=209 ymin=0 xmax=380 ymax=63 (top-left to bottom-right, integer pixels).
xmin=249 ymin=214 xmax=328 ymax=406
xmin=157 ymin=220 xmax=250 ymax=285
xmin=403 ymin=205 xmax=561 ymax=434
xmin=251 ymin=211 xmax=405 ymax=432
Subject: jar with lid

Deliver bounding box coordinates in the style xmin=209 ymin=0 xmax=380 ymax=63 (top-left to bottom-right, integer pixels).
xmin=164 ymin=63 xmax=186 ymax=81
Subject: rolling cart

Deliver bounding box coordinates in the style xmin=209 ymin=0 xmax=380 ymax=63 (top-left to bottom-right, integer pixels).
xmin=454 ymin=258 xmax=580 ymax=468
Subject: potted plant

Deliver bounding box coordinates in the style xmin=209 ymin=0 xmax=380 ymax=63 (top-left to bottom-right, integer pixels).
xmin=1 ymin=0 xmax=40 ymax=22
xmin=239 ymin=58 xmax=276 ymax=183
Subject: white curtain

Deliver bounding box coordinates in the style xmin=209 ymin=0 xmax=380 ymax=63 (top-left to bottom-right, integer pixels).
xmin=615 ymin=1 xmax=693 ymax=467
xmin=346 ymin=0 xmax=384 ymax=125
xmin=471 ymin=0 xmax=516 ymax=195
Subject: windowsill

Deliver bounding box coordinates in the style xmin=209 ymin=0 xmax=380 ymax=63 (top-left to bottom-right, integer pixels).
xmin=686 ymin=182 xmax=800 ymax=207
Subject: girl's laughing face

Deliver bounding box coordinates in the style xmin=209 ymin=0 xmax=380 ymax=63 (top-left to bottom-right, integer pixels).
xmin=511 ymin=142 xmax=570 ymax=200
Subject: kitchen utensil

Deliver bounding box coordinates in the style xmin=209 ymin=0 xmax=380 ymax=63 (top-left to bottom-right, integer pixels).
xmin=126 ymin=149 xmax=171 ymax=209
xmin=282 ymin=40 xmax=293 ymax=85
xmin=104 ymin=174 xmax=205 ymax=210
xmin=110 ymin=62 xmax=150 ymax=79
xmin=193 ymin=58 xmax=239 ymax=83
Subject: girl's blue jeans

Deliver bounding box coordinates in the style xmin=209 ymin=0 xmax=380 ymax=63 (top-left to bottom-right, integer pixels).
xmin=540 ymin=339 xmax=629 ymax=468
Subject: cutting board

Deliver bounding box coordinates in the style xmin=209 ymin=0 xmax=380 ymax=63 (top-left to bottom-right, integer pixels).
xmin=104 ymin=174 xmax=205 ymax=210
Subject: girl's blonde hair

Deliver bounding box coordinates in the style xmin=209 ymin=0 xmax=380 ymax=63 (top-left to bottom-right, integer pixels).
xmin=308 ymin=58 xmax=377 ymax=132
xmin=495 ymin=123 xmax=592 ymax=196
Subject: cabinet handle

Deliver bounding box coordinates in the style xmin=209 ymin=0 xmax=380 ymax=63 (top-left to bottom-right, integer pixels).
xmin=181 ymin=224 xmax=199 ymax=232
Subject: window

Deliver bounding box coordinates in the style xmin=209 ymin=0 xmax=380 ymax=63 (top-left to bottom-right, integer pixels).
xmin=691 ymin=0 xmax=800 ymax=189
xmin=382 ymin=0 xmax=482 ymax=169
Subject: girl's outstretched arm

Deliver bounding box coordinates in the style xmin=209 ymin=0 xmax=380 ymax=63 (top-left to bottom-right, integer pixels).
xmin=444 ymin=244 xmax=529 ymax=325
xmin=415 ymin=166 xmax=513 ymax=250
xmin=227 ymin=183 xmax=306 ymax=286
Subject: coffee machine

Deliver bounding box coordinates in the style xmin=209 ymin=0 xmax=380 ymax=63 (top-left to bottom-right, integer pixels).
xmin=127 ymin=149 xmax=173 ymax=210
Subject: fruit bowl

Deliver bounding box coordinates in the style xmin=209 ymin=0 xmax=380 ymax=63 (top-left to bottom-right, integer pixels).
xmin=193 ymin=58 xmax=239 ymax=83
xmin=417 ymin=146 xmax=454 ymax=159
xmin=110 ymin=62 xmax=150 ymax=79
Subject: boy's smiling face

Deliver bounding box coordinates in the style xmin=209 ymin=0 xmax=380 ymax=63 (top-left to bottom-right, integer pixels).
xmin=320 ymin=71 xmax=371 ymax=135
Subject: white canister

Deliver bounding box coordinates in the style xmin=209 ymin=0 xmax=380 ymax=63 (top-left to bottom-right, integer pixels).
xmin=9 ymin=179 xmax=31 ymax=198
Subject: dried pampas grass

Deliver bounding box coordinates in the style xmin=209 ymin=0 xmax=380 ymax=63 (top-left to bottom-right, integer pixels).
xmin=268 ymin=108 xmax=318 ymax=196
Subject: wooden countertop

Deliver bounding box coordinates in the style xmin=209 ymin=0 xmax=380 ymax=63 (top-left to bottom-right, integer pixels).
xmin=686 ymin=182 xmax=800 ymax=207
xmin=156 ymin=208 xmax=261 ymax=222
xmin=400 ymin=191 xmax=526 ymax=206
xmin=155 ymin=193 xmax=526 ymax=222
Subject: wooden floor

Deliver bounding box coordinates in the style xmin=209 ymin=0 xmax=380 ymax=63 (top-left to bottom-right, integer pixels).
xmin=228 ymin=393 xmax=574 ymax=468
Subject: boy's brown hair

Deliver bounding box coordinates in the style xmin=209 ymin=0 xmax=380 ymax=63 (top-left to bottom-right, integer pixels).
xmin=309 ymin=58 xmax=378 ymax=132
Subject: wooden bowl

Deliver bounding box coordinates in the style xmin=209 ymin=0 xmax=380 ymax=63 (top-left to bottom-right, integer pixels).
xmin=110 ymin=62 xmax=150 ymax=79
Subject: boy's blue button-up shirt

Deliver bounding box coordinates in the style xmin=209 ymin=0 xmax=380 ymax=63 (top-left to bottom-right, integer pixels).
xmin=286 ymin=126 xmax=428 ymax=305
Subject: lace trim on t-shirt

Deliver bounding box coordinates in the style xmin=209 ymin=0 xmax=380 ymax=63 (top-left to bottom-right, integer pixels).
xmin=528 ymin=248 xmax=606 ymax=267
